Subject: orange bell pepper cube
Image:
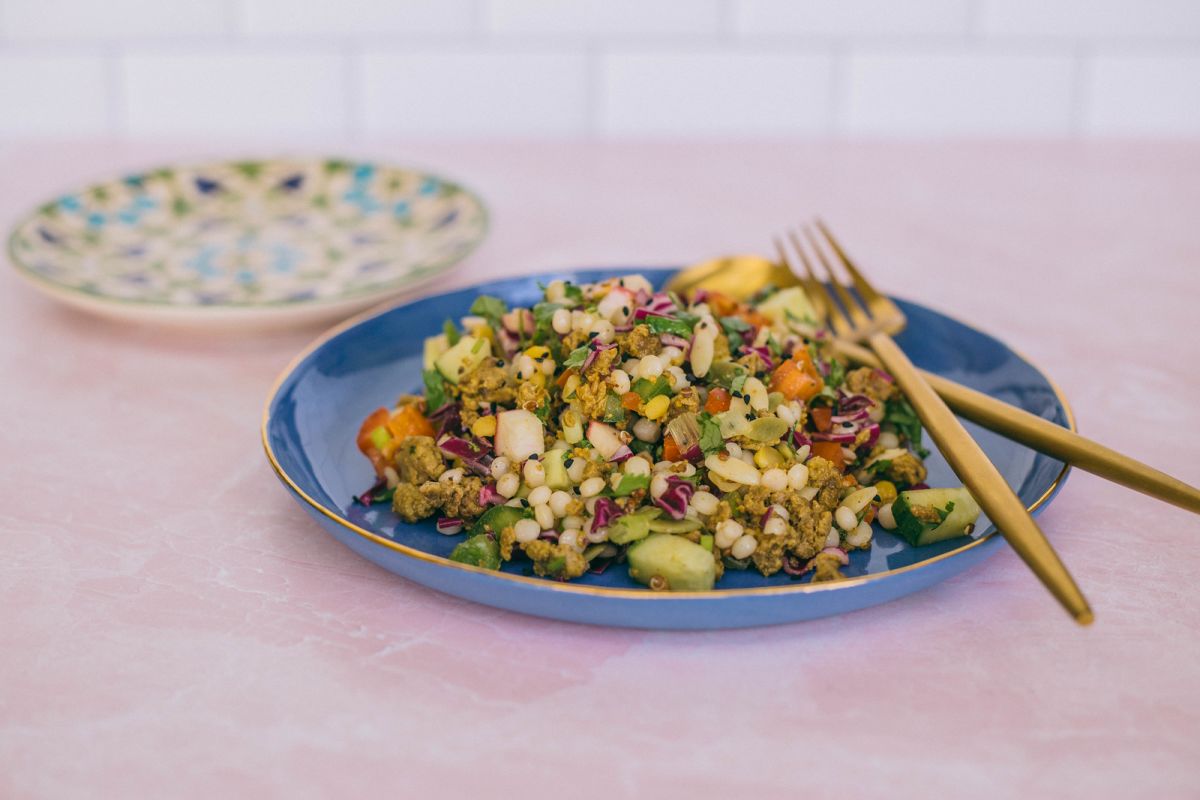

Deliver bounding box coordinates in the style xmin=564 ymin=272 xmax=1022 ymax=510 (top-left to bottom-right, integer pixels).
xmin=621 ymin=391 xmax=642 ymax=411
xmin=386 ymin=403 xmax=435 ymax=441
xmin=704 ymin=387 xmax=732 ymax=413
xmin=770 ymin=357 xmax=824 ymax=402
xmin=662 ymin=434 xmax=682 ymax=462
xmin=810 ymin=441 xmax=845 ymax=470
xmin=809 ymin=406 xmax=833 ymax=433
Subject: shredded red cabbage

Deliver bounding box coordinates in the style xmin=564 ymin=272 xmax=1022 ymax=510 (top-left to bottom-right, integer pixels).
xmin=792 ymin=429 xmax=812 ymax=448
xmin=782 ymin=553 xmax=811 ymax=576
xmin=581 ymin=339 xmax=617 ymax=373
xmin=760 ymin=506 xmax=774 ymax=526
xmin=740 ymin=345 xmax=775 ymax=370
xmin=592 ymin=497 xmax=625 ymax=529
xmin=479 ymin=484 xmax=503 ymax=506
xmin=497 ymin=328 xmax=521 ymax=359
xmin=820 ymin=546 xmax=850 ymax=565
xmin=660 ymin=333 xmax=690 ymax=351
xmin=874 ymin=369 xmax=894 ymax=384
xmin=837 ymin=393 xmax=874 ymax=414
xmin=608 ymin=444 xmax=633 ymax=463
xmin=654 ymin=476 xmax=695 ymax=520
xmin=438 ymin=435 xmax=493 ymax=475
xmin=436 ymin=517 xmax=464 ymax=535
xmin=355 ymin=477 xmax=392 ymax=506
xmin=428 ymin=402 xmax=462 ymax=436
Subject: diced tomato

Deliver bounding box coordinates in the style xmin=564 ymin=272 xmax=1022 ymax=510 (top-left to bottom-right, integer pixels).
xmin=621 ymin=391 xmax=642 ymax=411
xmin=662 ymin=434 xmax=682 ymax=462
xmin=862 ymin=505 xmax=876 ymax=525
xmin=704 ymin=387 xmax=732 ymax=413
xmin=809 ymin=406 xmax=833 ymax=433
xmin=810 ymin=441 xmax=845 ymax=469
xmin=386 ymin=403 xmax=435 ymax=442
xmin=770 ymin=358 xmax=823 ymax=402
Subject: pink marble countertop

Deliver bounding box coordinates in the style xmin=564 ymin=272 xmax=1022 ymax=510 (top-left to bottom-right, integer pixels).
xmin=2 ymin=140 xmax=1198 ymax=798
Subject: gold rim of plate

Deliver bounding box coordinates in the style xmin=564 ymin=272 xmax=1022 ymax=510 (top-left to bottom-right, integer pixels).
xmin=260 ymin=287 xmax=1076 ymax=601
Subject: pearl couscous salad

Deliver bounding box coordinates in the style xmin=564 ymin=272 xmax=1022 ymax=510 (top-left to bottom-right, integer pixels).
xmin=354 ymin=275 xmax=980 ymax=591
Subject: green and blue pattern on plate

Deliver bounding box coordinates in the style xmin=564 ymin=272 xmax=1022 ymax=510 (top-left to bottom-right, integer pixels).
xmin=7 ymin=158 xmax=488 ymax=309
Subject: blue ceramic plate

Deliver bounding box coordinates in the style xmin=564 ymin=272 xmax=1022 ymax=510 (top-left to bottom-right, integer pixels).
xmin=263 ymin=268 xmax=1072 ymax=629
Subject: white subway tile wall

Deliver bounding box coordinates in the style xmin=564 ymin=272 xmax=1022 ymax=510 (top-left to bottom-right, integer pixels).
xmin=0 ymin=0 xmax=1197 ymax=137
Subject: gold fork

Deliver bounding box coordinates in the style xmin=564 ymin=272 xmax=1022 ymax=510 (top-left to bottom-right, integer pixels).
xmin=777 ymin=221 xmax=1093 ymax=625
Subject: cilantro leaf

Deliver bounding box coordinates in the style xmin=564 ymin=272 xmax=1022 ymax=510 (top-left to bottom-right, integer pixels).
xmin=531 ymin=301 xmax=563 ymax=348
xmin=469 ymin=295 xmax=508 ymax=330
xmin=936 ymin=501 xmax=956 ymax=522
xmin=613 ymin=473 xmax=650 ymax=497
xmin=563 ymin=282 xmax=584 ymax=303
xmin=563 ymin=345 xmax=589 ymax=369
xmin=442 ymin=318 xmax=461 ymax=346
xmin=884 ymin=397 xmax=929 ymax=458
xmin=698 ymin=412 xmax=725 ymax=456
xmin=826 ymin=358 xmax=846 ymax=389
xmin=719 ymin=316 xmax=752 ymax=354
xmin=423 ymin=369 xmax=449 ymax=412
xmin=644 ymin=315 xmax=694 ymax=338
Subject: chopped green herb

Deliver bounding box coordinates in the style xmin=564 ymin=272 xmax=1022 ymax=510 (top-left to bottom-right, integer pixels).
xmin=826 ymin=358 xmax=846 ymax=389
xmin=469 ymin=295 xmax=508 ymax=330
xmin=719 ymin=316 xmax=752 ymax=354
xmin=644 ymin=315 xmax=694 ymax=339
xmin=563 ymin=282 xmax=584 ymax=303
xmin=698 ymin=412 xmax=725 ymax=456
xmin=885 ymin=397 xmax=929 ymax=458
xmin=563 ymin=345 xmax=589 ymax=369
xmin=531 ymin=301 xmax=563 ymax=349
xmin=423 ymin=368 xmax=448 ymax=412
xmin=936 ymin=501 xmax=956 ymax=522
xmin=443 ymin=318 xmax=461 ymax=346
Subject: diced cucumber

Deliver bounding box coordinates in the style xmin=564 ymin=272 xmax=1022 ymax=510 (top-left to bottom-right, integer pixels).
xmin=423 ymin=334 xmax=450 ymax=371
xmin=469 ymin=504 xmax=531 ymax=538
xmin=435 ymin=335 xmax=492 ymax=384
xmin=608 ymin=507 xmax=661 ymax=545
xmin=757 ymin=286 xmax=819 ymax=326
xmin=647 ymin=517 xmax=703 ymax=534
xmin=627 ymin=534 xmax=717 ymax=591
xmin=891 ymin=487 xmax=981 ymax=547
xmin=542 ymin=449 xmax=570 ymax=490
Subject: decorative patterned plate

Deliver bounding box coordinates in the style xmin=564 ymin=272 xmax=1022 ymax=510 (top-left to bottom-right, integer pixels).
xmin=7 ymin=158 xmax=488 ymax=329
xmin=263 ymin=268 xmax=1073 ymax=630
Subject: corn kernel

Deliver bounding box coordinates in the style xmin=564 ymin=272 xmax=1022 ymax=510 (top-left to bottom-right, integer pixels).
xmin=529 ymin=372 xmax=547 ymax=389
xmin=471 ymin=415 xmax=497 ymax=438
xmin=875 ymin=480 xmax=898 ymax=504
xmin=524 ymin=345 xmax=550 ymax=359
xmin=643 ymin=394 xmax=670 ymax=420
xmin=754 ymin=447 xmax=785 ymax=469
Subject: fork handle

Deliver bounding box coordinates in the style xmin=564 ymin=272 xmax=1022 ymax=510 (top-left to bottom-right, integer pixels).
xmin=867 ymin=333 xmax=1094 ymax=624
xmin=835 ymin=340 xmax=1200 ymax=514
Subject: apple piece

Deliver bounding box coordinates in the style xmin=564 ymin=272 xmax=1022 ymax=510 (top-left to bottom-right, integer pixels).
xmin=587 ymin=420 xmax=625 ymax=460
xmin=495 ymin=409 xmax=545 ymax=462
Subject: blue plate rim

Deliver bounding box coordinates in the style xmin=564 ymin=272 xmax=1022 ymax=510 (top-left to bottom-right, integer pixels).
xmin=262 ymin=267 xmax=1075 ymax=600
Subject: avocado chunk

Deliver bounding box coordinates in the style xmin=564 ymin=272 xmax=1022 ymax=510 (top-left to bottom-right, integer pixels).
xmin=627 ymin=533 xmax=717 ymax=591
xmin=891 ymin=487 xmax=981 ymax=547
xmin=469 ymin=504 xmax=531 ymax=538
xmin=449 ymin=534 xmax=501 ymax=570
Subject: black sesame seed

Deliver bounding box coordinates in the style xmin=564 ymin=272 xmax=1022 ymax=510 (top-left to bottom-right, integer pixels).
xmin=622 ymin=306 xmax=629 ymax=315
xmin=519 ymin=499 xmax=529 ymax=507
xmin=564 ymin=458 xmax=575 ymax=467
